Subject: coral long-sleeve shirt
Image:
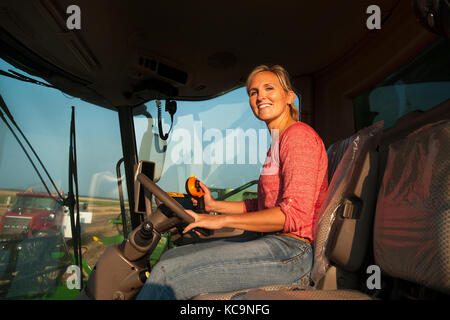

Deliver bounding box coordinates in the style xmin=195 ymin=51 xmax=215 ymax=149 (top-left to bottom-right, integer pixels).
xmin=243 ymin=121 xmax=328 ymax=242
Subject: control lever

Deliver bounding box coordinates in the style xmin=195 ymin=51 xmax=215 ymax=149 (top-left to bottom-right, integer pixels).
xmin=185 ymin=175 xmax=206 ymax=213
xmin=185 ymin=175 xmax=212 ymax=236
xmin=133 ymin=221 xmax=154 ymax=247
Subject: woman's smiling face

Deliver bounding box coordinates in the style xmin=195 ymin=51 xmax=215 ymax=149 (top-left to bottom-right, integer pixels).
xmin=248 ymin=71 xmax=294 ymax=124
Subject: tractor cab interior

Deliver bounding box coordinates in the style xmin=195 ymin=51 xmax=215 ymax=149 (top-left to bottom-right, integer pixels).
xmin=0 ymin=0 xmax=449 ymax=301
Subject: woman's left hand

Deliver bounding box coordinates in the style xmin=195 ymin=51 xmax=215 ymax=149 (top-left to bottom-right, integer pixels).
xmin=183 ymin=210 xmax=226 ymax=234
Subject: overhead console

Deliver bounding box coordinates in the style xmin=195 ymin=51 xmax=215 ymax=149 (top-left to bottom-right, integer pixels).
xmin=124 ymin=49 xmax=191 ymax=102
xmin=137 ymin=55 xmax=188 ymax=85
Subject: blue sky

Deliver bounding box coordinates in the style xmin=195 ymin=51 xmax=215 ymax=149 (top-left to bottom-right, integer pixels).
xmin=0 ymin=58 xmax=125 ymax=198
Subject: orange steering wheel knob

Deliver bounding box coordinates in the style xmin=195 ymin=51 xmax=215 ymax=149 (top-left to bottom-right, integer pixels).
xmin=185 ymin=175 xmax=204 ymax=198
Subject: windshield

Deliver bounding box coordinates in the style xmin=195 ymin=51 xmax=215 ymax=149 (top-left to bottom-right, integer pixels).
xmin=13 ymin=196 xmax=57 ymax=211
xmin=0 ymin=57 xmax=128 ymax=299
xmin=134 ymin=89 xmax=300 ymax=200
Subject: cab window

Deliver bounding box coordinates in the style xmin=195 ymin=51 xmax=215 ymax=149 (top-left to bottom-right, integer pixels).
xmin=353 ymin=38 xmax=450 ymax=131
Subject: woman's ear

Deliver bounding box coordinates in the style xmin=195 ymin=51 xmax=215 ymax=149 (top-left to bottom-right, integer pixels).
xmin=288 ymin=91 xmax=295 ymax=104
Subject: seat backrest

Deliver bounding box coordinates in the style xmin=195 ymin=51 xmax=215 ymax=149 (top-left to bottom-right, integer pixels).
xmin=373 ymin=119 xmax=450 ymax=295
xmin=326 ymin=138 xmax=353 ymax=185
xmin=311 ymin=121 xmax=383 ymax=286
xmin=325 ymin=150 xmax=378 ymax=271
xmin=377 ymin=99 xmax=450 ymax=189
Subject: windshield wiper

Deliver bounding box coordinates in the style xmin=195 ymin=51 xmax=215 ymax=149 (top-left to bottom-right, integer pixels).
xmin=67 ymin=106 xmax=84 ymax=290
xmin=0 ymin=69 xmax=57 ymax=89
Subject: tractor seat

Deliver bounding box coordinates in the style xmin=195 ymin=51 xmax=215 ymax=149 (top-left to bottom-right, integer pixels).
xmin=245 ymin=117 xmax=450 ymax=300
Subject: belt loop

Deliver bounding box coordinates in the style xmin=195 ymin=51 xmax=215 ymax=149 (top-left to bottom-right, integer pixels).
xmin=276 ymin=232 xmax=312 ymax=245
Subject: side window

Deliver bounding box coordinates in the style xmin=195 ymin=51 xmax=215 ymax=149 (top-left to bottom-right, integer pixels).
xmin=353 ymin=38 xmax=450 ymax=131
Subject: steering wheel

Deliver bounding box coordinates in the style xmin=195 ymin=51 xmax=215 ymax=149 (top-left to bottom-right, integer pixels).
xmin=136 ymin=173 xmax=195 ymax=225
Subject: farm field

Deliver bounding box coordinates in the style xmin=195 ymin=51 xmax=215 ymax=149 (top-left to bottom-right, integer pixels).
xmin=0 ymin=189 xmax=129 ymax=269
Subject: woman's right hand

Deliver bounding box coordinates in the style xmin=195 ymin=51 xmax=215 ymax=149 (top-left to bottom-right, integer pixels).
xmin=191 ymin=181 xmax=216 ymax=212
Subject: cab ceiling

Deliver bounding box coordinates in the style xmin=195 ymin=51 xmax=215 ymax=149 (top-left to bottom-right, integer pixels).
xmin=0 ymin=0 xmax=399 ymax=110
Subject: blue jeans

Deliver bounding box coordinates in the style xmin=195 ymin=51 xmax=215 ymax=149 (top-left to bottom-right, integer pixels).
xmin=136 ymin=232 xmax=313 ymax=300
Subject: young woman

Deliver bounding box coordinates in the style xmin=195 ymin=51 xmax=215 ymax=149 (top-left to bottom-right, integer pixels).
xmin=136 ymin=65 xmax=329 ymax=300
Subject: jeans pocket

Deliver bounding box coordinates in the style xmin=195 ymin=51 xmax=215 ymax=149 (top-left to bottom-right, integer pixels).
xmin=280 ymin=241 xmax=311 ymax=264
xmin=277 ymin=239 xmax=313 ymax=284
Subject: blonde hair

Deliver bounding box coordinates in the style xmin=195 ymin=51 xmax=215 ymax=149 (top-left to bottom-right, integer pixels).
xmin=246 ymin=65 xmax=299 ymax=121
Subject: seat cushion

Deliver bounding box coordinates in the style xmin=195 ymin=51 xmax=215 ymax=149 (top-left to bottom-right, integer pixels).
xmin=193 ymin=284 xmax=374 ymax=300
xmin=243 ymin=288 xmax=374 ymax=300
xmin=192 ymin=284 xmax=309 ymax=300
